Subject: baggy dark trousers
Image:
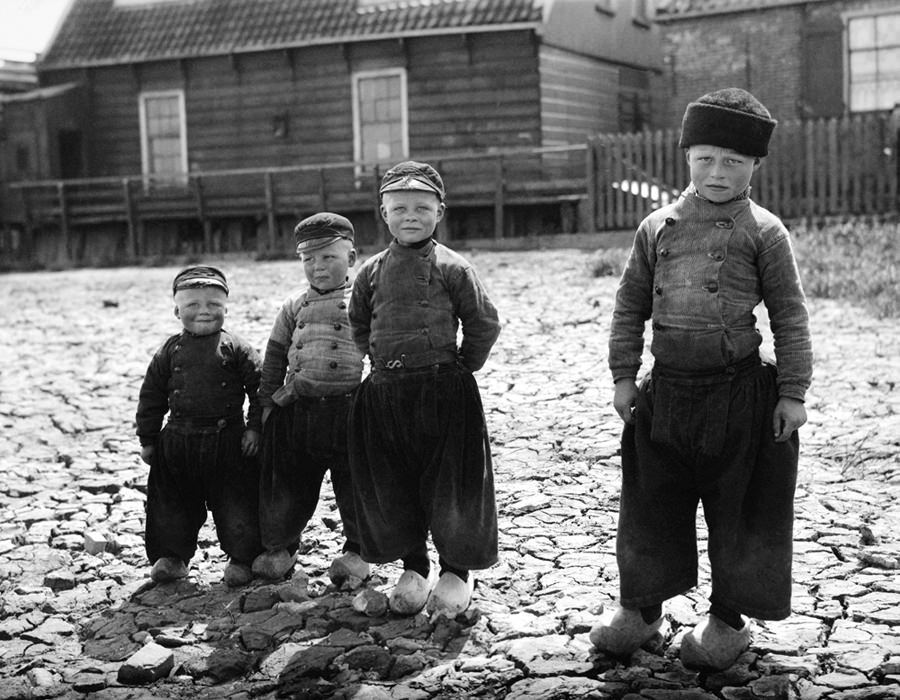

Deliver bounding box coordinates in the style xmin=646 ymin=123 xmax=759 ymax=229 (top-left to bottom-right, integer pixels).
xmin=258 ymin=395 xmax=359 ymax=553
xmin=145 ymin=422 xmax=263 ymax=566
xmin=348 ymin=364 xmax=498 ymax=570
xmin=617 ymin=358 xmax=799 ymax=620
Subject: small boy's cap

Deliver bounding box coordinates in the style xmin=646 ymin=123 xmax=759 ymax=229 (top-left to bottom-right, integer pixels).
xmin=379 ymin=160 xmax=445 ymax=201
xmin=172 ymin=265 xmax=228 ymax=295
xmin=294 ymin=212 xmax=355 ymax=253
xmin=679 ymin=87 xmax=777 ymax=157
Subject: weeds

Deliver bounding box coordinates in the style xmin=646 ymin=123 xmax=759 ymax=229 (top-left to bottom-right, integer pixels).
xmin=791 ymin=220 xmax=899 ymax=319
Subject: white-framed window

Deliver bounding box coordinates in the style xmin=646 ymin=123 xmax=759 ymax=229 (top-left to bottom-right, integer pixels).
xmin=352 ymin=68 xmax=408 ymax=171
xmin=847 ymin=11 xmax=900 ymax=112
xmin=138 ymin=89 xmax=188 ymax=185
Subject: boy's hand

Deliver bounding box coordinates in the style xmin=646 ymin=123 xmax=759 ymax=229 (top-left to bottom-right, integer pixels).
xmin=140 ymin=445 xmax=155 ymax=465
xmin=613 ymin=378 xmax=639 ymax=424
xmin=773 ymin=397 xmax=806 ymax=442
xmin=242 ymin=429 xmax=260 ymax=457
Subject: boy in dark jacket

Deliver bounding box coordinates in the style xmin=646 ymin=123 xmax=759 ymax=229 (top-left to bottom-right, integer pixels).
xmin=348 ymin=161 xmax=502 ymax=616
xmin=592 ymin=88 xmax=813 ymax=670
xmin=136 ymin=265 xmax=263 ymax=587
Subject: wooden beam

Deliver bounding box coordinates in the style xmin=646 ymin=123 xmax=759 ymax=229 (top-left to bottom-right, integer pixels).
xmin=57 ymin=182 xmax=70 ymax=261
xmin=493 ymin=157 xmax=504 ymax=239
xmin=264 ymin=171 xmax=277 ymax=251
xmin=122 ymin=178 xmax=137 ymax=258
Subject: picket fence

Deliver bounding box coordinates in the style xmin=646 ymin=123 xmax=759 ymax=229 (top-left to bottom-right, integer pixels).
xmin=587 ymin=112 xmax=899 ymax=231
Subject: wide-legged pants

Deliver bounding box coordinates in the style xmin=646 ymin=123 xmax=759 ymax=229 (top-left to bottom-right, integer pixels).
xmin=258 ymin=395 xmax=359 ymax=553
xmin=616 ymin=360 xmax=799 ymax=620
xmin=145 ymin=421 xmax=262 ymax=566
xmin=348 ymin=364 xmax=498 ymax=571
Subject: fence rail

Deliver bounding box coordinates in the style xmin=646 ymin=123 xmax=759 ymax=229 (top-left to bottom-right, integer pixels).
xmin=587 ymin=112 xmax=898 ymax=230
xmin=1 ymin=113 xmax=897 ymax=265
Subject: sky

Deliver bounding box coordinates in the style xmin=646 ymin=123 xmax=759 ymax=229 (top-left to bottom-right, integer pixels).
xmin=0 ymin=0 xmax=71 ymax=61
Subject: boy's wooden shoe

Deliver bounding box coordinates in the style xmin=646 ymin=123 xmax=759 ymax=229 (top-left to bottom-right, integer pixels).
xmin=680 ymin=614 xmax=751 ymax=670
xmin=389 ymin=569 xmax=435 ymax=615
xmin=426 ymin=572 xmax=474 ymax=616
xmin=251 ymin=549 xmax=295 ymax=581
xmin=150 ymin=557 xmax=188 ymax=583
xmin=223 ymin=559 xmax=253 ymax=588
xmin=589 ymin=607 xmax=664 ymax=656
xmin=328 ymin=551 xmax=371 ymax=586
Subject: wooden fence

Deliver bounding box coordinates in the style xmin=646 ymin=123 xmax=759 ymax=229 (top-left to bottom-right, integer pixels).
xmin=1 ymin=113 xmax=897 ymax=266
xmin=587 ymin=112 xmax=899 ymax=231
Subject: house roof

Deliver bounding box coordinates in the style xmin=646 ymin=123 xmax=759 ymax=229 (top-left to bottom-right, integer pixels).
xmin=40 ymin=0 xmax=544 ymax=69
xmin=654 ymin=0 xmax=830 ymax=21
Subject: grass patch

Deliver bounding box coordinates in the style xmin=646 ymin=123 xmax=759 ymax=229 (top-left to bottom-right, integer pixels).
xmin=791 ymin=220 xmax=899 ymax=319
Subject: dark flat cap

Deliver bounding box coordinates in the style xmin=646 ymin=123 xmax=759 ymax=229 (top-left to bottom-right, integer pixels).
xmin=294 ymin=212 xmax=355 ymax=253
xmin=379 ymin=160 xmax=445 ymax=201
xmin=172 ymin=265 xmax=228 ymax=295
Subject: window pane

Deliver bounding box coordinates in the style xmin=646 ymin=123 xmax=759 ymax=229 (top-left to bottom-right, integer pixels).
xmin=876 ymin=14 xmax=900 ymax=48
xmin=143 ymin=94 xmax=184 ymax=176
xmin=850 ymin=49 xmax=877 ymax=80
xmin=849 ymin=17 xmax=876 ymax=48
xmin=356 ymin=74 xmax=404 ymax=164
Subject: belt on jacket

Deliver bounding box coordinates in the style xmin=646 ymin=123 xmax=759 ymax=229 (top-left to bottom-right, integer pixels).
xmin=372 ymin=349 xmax=459 ymax=371
xmin=166 ymin=413 xmax=244 ymax=430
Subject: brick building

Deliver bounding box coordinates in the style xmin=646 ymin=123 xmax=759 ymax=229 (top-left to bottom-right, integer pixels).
xmin=654 ymin=0 xmax=900 ymax=126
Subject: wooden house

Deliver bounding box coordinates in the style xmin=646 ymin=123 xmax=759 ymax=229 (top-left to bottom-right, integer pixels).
xmin=2 ymin=0 xmax=664 ymax=266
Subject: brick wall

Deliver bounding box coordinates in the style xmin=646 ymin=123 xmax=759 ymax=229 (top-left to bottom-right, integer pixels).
xmin=657 ymin=0 xmax=898 ymax=129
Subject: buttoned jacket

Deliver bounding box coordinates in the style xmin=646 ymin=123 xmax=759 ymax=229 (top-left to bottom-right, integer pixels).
xmin=609 ymin=186 xmax=813 ymax=401
xmin=349 ymin=239 xmax=501 ymax=371
xmin=258 ymin=285 xmax=364 ymax=406
xmin=136 ymin=329 xmax=262 ymax=445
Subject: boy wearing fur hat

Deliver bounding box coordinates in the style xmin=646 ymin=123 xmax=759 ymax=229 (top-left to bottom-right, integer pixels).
xmin=251 ymin=213 xmax=369 ymax=585
xmin=592 ymin=88 xmax=813 ymax=670
xmin=348 ymin=160 xmax=501 ymax=616
xmin=136 ymin=265 xmax=264 ymax=586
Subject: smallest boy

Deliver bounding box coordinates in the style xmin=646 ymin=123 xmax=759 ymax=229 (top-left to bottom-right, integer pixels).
xmin=136 ymin=265 xmax=263 ymax=587
xmin=251 ymin=213 xmax=368 ymax=585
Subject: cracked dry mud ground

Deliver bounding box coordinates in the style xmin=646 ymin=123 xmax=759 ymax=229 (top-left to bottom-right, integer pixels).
xmin=0 ymin=250 xmax=898 ymax=699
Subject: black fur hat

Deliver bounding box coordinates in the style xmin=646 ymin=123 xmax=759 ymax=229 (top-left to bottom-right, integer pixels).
xmin=678 ymin=87 xmax=777 ymax=157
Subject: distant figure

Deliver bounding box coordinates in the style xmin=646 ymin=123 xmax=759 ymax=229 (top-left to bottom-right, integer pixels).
xmin=136 ymin=265 xmax=263 ymax=587
xmin=592 ymin=88 xmax=813 ymax=670
xmin=348 ymin=161 xmax=502 ymax=616
xmin=252 ymin=213 xmax=368 ymax=586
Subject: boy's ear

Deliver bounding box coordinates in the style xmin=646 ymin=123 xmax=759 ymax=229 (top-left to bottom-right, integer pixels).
xmin=435 ymin=202 xmax=446 ymax=222
xmin=379 ymin=203 xmax=389 ymax=223
xmin=173 ymin=305 xmax=181 ymax=319
xmin=348 ymin=248 xmax=358 ymax=267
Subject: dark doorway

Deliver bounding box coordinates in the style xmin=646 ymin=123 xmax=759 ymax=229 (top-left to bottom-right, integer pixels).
xmin=58 ymin=130 xmax=84 ymax=178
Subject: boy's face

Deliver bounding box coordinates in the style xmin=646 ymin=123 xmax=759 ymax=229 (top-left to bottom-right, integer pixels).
xmin=380 ymin=191 xmax=445 ymax=245
xmin=686 ymin=145 xmax=760 ymax=203
xmin=300 ymin=239 xmax=356 ymax=290
xmin=173 ymin=286 xmax=227 ymax=336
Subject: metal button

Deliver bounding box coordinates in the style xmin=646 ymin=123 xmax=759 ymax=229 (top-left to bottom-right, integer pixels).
xmin=330 ymin=361 xmax=338 ymax=369
xmin=659 ymin=248 xmax=669 ymax=257
xmin=302 ymin=300 xmax=309 ymax=306
xmin=665 ymin=217 xmax=676 ymax=226
xmin=331 ymin=342 xmax=338 ymax=350
xmin=217 ymin=418 xmax=227 ymax=429
xmin=338 ymin=302 xmax=346 ymax=309
xmin=334 ymin=323 xmax=342 ymax=330
xmin=705 ymin=282 xmax=719 ymax=293
xmin=654 ymin=285 xmax=663 ymax=295
xmin=715 ymin=219 xmax=734 ymax=229
xmin=298 ymin=322 xmax=305 ymax=329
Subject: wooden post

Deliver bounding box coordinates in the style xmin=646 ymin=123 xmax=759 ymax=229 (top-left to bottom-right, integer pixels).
xmin=318 ymin=168 xmax=327 ymax=211
xmin=585 ymin=137 xmax=597 ymax=232
xmin=493 ymin=156 xmax=504 ymax=238
xmin=192 ymin=175 xmax=213 ymax=253
xmin=57 ymin=182 xmax=70 ymax=262
xmin=123 ymin=178 xmax=137 ymax=258
xmin=264 ymin=171 xmax=277 ymax=251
